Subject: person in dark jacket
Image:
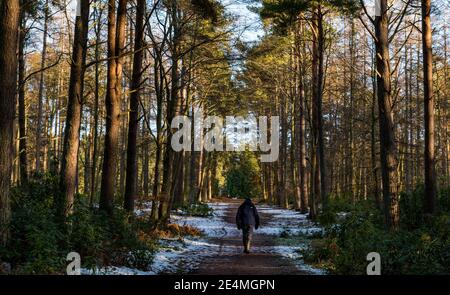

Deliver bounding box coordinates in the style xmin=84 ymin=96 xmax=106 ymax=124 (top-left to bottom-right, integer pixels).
xmin=236 ymin=198 xmax=260 ymax=254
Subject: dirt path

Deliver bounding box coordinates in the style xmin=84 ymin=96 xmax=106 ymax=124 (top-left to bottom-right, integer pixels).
xmin=193 ymin=199 xmax=310 ymax=275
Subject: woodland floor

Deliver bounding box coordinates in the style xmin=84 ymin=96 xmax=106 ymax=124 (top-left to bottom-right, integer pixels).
xmin=83 ymin=198 xmax=325 ymax=275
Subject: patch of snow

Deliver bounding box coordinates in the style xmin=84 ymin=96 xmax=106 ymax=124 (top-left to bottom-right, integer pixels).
xmin=268 ymin=245 xmax=327 ymax=275
xmin=135 ymin=201 xmax=154 ymax=217
xmin=82 ymin=266 xmax=156 ymax=275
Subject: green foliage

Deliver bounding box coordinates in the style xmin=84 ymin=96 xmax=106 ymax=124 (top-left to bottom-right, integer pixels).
xmin=400 ymin=184 xmax=450 ymax=229
xmin=400 ymin=185 xmax=426 ymax=229
xmin=259 ymin=0 xmax=361 ymax=33
xmin=438 ymin=187 xmax=450 ymax=213
xmin=177 ymin=203 xmax=214 ymax=217
xmin=260 ymin=0 xmax=309 ymax=31
xmin=190 ymin=0 xmax=224 ymax=23
xmin=306 ymin=193 xmax=450 ymax=275
xmin=224 ymin=151 xmax=262 ymax=199
xmin=0 ymin=174 xmax=157 ymax=274
xmin=5 ymin=174 xmax=64 ymax=274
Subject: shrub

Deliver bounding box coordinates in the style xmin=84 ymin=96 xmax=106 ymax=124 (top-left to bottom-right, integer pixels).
xmin=1 ymin=174 xmax=158 ymax=274
xmin=178 ymin=203 xmax=214 ymax=217
xmin=309 ymin=204 xmax=450 ymax=274
xmin=4 ymin=174 xmax=65 ymax=274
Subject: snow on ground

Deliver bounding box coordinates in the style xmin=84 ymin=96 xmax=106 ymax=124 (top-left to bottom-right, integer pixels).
xmin=256 ymin=205 xmax=323 ymax=236
xmin=83 ymin=201 xmax=326 ymax=275
xmin=171 ymin=203 xmax=240 ymax=238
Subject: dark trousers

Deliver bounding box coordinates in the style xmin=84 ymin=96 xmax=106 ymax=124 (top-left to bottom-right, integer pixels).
xmin=242 ymin=225 xmax=254 ymax=251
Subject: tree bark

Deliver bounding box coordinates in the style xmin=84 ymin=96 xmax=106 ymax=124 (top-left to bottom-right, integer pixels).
xmin=375 ymin=0 xmax=400 ymax=230
xmin=421 ymin=0 xmax=437 ymax=215
xmin=59 ymin=0 xmax=90 ymax=217
xmin=158 ymin=0 xmax=180 ymax=222
xmin=90 ymin=4 xmax=102 ymax=206
xmin=35 ymin=0 xmax=49 ymax=173
xmin=18 ymin=9 xmax=28 ymax=185
xmin=124 ymin=0 xmax=146 ymax=212
xmin=0 ymin=0 xmax=20 ymax=246
xmin=100 ymin=0 xmax=128 ymax=214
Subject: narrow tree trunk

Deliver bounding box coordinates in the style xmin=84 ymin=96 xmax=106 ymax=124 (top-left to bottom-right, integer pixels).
xmin=421 ymin=0 xmax=437 ymax=215
xmin=316 ymin=6 xmax=327 ymax=210
xmin=90 ymin=5 xmax=102 ymax=206
xmin=158 ymin=0 xmax=180 ymax=222
xmin=371 ymin=45 xmax=381 ymax=209
xmin=124 ymin=0 xmax=145 ymax=212
xmin=35 ymin=0 xmax=49 ymax=173
xmin=310 ymin=9 xmax=321 ymax=218
xmin=100 ymin=0 xmax=128 ymax=214
xmin=59 ymin=0 xmax=90 ymax=217
xmin=18 ymin=10 xmax=28 ymax=185
xmin=295 ymin=21 xmax=308 ymax=213
xmin=375 ymin=0 xmax=400 ymax=230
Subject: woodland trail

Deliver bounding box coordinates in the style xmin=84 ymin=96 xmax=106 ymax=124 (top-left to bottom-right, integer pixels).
xmin=192 ymin=199 xmax=312 ymax=275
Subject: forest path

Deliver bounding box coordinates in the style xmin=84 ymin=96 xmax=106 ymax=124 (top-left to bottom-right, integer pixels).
xmin=192 ymin=199 xmax=311 ymax=275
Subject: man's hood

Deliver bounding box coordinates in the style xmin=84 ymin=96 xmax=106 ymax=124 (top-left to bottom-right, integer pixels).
xmin=244 ymin=198 xmax=253 ymax=205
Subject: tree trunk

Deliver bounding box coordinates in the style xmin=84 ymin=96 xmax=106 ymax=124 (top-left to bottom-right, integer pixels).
xmin=295 ymin=20 xmax=308 ymax=213
xmin=124 ymin=0 xmax=145 ymax=212
xmin=316 ymin=6 xmax=327 ymax=210
xmin=0 ymin=0 xmax=20 ymax=246
xmin=421 ymin=0 xmax=437 ymax=215
xmin=100 ymin=0 xmax=127 ymax=214
xmin=90 ymin=4 xmax=102 ymax=206
xmin=18 ymin=10 xmax=28 ymax=185
xmin=375 ymin=0 xmax=400 ymax=230
xmin=371 ymin=45 xmax=381 ymax=209
xmin=35 ymin=0 xmax=49 ymax=173
xmin=158 ymin=0 xmax=180 ymax=222
xmin=59 ymin=0 xmax=90 ymax=217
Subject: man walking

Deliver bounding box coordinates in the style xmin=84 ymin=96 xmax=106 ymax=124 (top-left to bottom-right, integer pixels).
xmin=236 ymin=198 xmax=260 ymax=254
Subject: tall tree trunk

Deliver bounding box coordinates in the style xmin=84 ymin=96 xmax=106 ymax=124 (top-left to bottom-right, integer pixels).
xmin=421 ymin=0 xmax=437 ymax=215
xmin=150 ymin=49 xmax=163 ymax=220
xmin=35 ymin=0 xmax=49 ymax=173
xmin=280 ymin=94 xmax=288 ymax=208
xmin=158 ymin=0 xmax=180 ymax=222
xmin=124 ymin=0 xmax=145 ymax=212
xmin=142 ymin=120 xmax=149 ymax=198
xmin=375 ymin=0 xmax=400 ymax=230
xmin=100 ymin=0 xmax=128 ymax=214
xmin=59 ymin=0 xmax=90 ymax=217
xmin=0 ymin=0 xmax=20 ymax=246
xmin=371 ymin=45 xmax=381 ymax=209
xmin=310 ymin=7 xmax=322 ymax=217
xmin=316 ymin=6 xmax=327 ymax=210
xmin=294 ymin=20 xmax=308 ymax=213
xmin=18 ymin=9 xmax=28 ymax=185
xmin=90 ymin=4 xmax=102 ymax=206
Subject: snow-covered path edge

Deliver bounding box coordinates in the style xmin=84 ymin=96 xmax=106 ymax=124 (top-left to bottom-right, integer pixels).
xmin=82 ymin=202 xmax=326 ymax=275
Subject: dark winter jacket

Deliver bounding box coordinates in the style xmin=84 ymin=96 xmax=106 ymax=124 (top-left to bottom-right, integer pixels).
xmin=236 ymin=198 xmax=260 ymax=230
